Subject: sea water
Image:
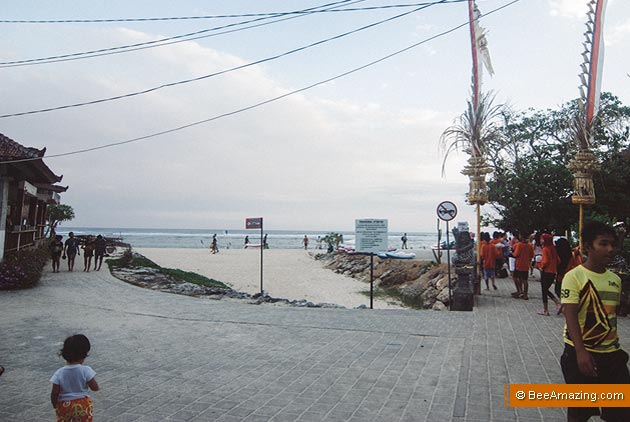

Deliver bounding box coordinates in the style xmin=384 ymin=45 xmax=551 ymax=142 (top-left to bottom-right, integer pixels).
xmin=55 ymin=227 xmax=442 ymax=251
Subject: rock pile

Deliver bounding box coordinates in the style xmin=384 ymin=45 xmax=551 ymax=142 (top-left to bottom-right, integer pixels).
xmin=109 ymin=253 xmax=346 ymax=309
xmin=315 ymin=252 xmax=452 ymax=310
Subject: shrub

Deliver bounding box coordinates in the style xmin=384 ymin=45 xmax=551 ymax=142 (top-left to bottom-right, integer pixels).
xmin=0 ymin=246 xmax=49 ymax=290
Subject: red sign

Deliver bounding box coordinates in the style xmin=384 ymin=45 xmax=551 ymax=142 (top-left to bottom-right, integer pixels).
xmin=246 ymin=217 xmax=263 ymax=229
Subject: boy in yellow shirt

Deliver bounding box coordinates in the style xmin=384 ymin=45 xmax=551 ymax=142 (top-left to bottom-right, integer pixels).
xmin=560 ymin=221 xmax=629 ymax=421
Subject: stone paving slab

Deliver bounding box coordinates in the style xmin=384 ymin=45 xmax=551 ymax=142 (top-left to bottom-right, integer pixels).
xmin=1 ymin=265 xmax=630 ymax=421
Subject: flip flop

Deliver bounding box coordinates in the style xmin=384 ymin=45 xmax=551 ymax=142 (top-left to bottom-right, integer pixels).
xmin=556 ymin=306 xmax=563 ymax=315
xmin=537 ymin=310 xmax=550 ymax=316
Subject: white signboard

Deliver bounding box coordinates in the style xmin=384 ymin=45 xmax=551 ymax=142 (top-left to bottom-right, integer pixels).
xmin=355 ymin=219 xmax=388 ymax=253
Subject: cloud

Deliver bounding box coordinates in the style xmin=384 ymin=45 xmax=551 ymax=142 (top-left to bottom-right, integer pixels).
xmin=0 ymin=26 xmax=466 ymax=232
xmin=548 ymin=0 xmax=588 ymax=19
xmin=608 ymin=19 xmax=630 ymax=45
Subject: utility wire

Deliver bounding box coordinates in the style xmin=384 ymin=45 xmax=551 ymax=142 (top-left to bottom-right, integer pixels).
xmin=0 ymin=1 xmax=468 ymax=24
xmin=0 ymin=0 xmax=521 ymax=165
xmin=0 ymin=0 xmax=449 ymax=119
xmin=0 ymin=0 xmax=359 ymax=67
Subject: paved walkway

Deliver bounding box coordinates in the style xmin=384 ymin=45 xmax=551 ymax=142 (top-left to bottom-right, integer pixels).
xmin=1 ymin=263 xmax=629 ymax=421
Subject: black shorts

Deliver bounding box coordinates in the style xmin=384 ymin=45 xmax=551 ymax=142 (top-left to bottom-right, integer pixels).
xmin=513 ymin=270 xmax=528 ymax=279
xmin=560 ymin=344 xmax=630 ymax=421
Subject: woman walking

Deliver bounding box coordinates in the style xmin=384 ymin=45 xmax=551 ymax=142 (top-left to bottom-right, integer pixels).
xmin=538 ymin=233 xmax=561 ymax=316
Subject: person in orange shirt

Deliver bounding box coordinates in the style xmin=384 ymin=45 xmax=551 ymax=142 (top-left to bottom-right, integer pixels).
xmin=538 ymin=233 xmax=561 ymax=316
xmin=481 ymin=232 xmax=500 ymax=290
xmin=511 ymin=232 xmax=534 ymax=300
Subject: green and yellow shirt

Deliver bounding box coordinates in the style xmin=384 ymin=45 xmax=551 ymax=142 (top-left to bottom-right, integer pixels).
xmin=561 ymin=265 xmax=622 ymax=353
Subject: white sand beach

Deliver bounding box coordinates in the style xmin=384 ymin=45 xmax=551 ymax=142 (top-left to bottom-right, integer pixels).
xmin=135 ymin=248 xmax=406 ymax=309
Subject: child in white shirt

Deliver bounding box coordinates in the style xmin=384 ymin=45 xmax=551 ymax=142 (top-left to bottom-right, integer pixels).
xmin=50 ymin=334 xmax=100 ymax=421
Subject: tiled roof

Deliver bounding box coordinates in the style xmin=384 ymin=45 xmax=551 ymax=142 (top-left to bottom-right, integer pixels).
xmin=0 ymin=133 xmax=45 ymax=160
xmin=0 ymin=132 xmax=62 ymax=183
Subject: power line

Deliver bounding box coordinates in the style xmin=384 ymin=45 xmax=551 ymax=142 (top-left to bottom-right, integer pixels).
xmin=0 ymin=0 xmax=521 ymax=165
xmin=0 ymin=1 xmax=468 ymax=24
xmin=0 ymin=0 xmax=359 ymax=68
xmin=0 ymin=0 xmax=449 ymax=119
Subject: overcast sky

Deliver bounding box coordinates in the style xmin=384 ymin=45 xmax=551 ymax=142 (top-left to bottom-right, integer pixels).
xmin=1 ymin=0 xmax=628 ymax=232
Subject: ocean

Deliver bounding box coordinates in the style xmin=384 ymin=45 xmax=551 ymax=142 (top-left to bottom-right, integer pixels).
xmin=55 ymin=227 xmax=442 ymax=251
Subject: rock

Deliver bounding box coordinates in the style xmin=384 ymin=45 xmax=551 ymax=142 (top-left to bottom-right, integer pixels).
xmin=432 ymin=301 xmax=447 ymax=311
xmin=436 ymin=287 xmax=450 ymax=304
xmin=355 ymin=304 xmax=368 ymax=309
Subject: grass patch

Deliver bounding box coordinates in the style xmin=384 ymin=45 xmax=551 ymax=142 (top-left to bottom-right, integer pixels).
xmin=107 ymin=250 xmax=229 ymax=290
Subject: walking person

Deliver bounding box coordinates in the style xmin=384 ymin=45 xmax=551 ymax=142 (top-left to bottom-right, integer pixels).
xmin=50 ymin=235 xmax=64 ymax=273
xmin=210 ymin=234 xmax=219 ymax=254
xmin=481 ymin=232 xmax=500 ymax=290
xmin=82 ymin=235 xmax=95 ymax=272
xmin=303 ymin=235 xmax=309 ymax=250
xmin=511 ymin=232 xmax=534 ymax=300
xmin=50 ymin=334 xmax=100 ymax=422
xmin=63 ymin=232 xmax=80 ymax=272
xmin=537 ymin=233 xmax=561 ymax=316
xmin=401 ymin=233 xmax=408 ymax=249
xmin=244 ymin=235 xmax=249 ymax=248
xmin=94 ymin=235 xmax=107 ymax=271
xmin=560 ymin=221 xmax=630 ymax=421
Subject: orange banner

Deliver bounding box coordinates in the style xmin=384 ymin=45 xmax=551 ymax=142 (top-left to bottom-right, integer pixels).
xmin=505 ymin=384 xmax=630 ymax=407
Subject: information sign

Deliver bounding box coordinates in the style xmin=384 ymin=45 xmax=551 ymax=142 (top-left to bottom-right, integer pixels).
xmin=355 ymin=219 xmax=388 ymax=253
xmin=246 ymin=217 xmax=263 ymax=229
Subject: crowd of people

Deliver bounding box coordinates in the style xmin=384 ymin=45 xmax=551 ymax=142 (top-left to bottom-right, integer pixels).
xmin=480 ymin=222 xmax=629 ymax=420
xmin=480 ymin=230 xmax=584 ymax=316
xmin=49 ymin=231 xmax=108 ymax=273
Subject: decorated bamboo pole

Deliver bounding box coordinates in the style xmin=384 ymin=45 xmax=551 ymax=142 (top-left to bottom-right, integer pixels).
xmin=464 ymin=0 xmax=494 ymax=294
xmin=568 ymin=0 xmax=607 ymax=252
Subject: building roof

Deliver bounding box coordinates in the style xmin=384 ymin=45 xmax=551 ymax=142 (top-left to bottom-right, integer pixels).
xmin=0 ymin=133 xmax=62 ymax=183
xmin=35 ymin=183 xmax=69 ymax=193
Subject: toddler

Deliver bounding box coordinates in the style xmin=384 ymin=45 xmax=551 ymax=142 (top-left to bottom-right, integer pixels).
xmin=50 ymin=334 xmax=100 ymax=421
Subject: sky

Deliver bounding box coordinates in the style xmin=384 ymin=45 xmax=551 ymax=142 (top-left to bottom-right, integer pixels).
xmin=0 ymin=0 xmax=629 ymax=232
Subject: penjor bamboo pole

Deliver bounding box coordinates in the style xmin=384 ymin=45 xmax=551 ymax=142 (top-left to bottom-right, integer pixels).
xmin=476 ymin=202 xmax=481 ymax=294
xmin=578 ymin=204 xmax=584 ymax=256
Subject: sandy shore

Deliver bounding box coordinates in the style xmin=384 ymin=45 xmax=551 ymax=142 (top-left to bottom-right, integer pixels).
xmin=135 ymin=248 xmax=407 ymax=309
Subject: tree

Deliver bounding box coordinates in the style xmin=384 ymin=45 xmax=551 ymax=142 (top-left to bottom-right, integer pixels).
xmin=484 ymin=93 xmax=630 ymax=233
xmin=46 ymin=204 xmax=75 ymax=238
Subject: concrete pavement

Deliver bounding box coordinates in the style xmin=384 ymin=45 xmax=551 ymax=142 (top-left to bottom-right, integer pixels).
xmin=1 ymin=263 xmax=629 ymax=421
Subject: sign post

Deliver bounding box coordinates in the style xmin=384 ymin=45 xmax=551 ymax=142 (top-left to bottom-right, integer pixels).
xmin=246 ymin=217 xmax=264 ymax=294
xmin=355 ymin=219 xmax=388 ymax=309
xmin=436 ymin=201 xmax=457 ymax=310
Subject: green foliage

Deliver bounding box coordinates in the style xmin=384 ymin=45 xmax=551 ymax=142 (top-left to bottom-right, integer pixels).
xmin=0 ymin=246 xmax=49 ymax=290
xmin=46 ymin=204 xmax=75 ymax=237
xmin=106 ymin=251 xmax=229 ymax=289
xmin=484 ymin=92 xmax=630 ymax=233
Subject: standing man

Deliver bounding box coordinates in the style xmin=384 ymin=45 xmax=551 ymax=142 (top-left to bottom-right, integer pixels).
xmin=560 ymin=221 xmax=630 ymax=421
xmin=94 ymin=235 xmax=107 ymax=271
xmin=63 ymin=232 xmax=80 ymax=272
xmin=303 ymin=235 xmax=309 ymax=250
xmin=401 ymin=233 xmax=408 ymax=249
xmin=511 ymin=232 xmax=534 ymax=300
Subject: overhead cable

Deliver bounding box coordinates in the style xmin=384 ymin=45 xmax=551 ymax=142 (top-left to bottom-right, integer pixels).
xmin=0 ymin=0 xmax=521 ymax=164
xmin=0 ymin=1 xmax=467 ymax=24
xmin=0 ymin=0 xmax=360 ymax=67
xmin=0 ymin=0 xmax=449 ymax=119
